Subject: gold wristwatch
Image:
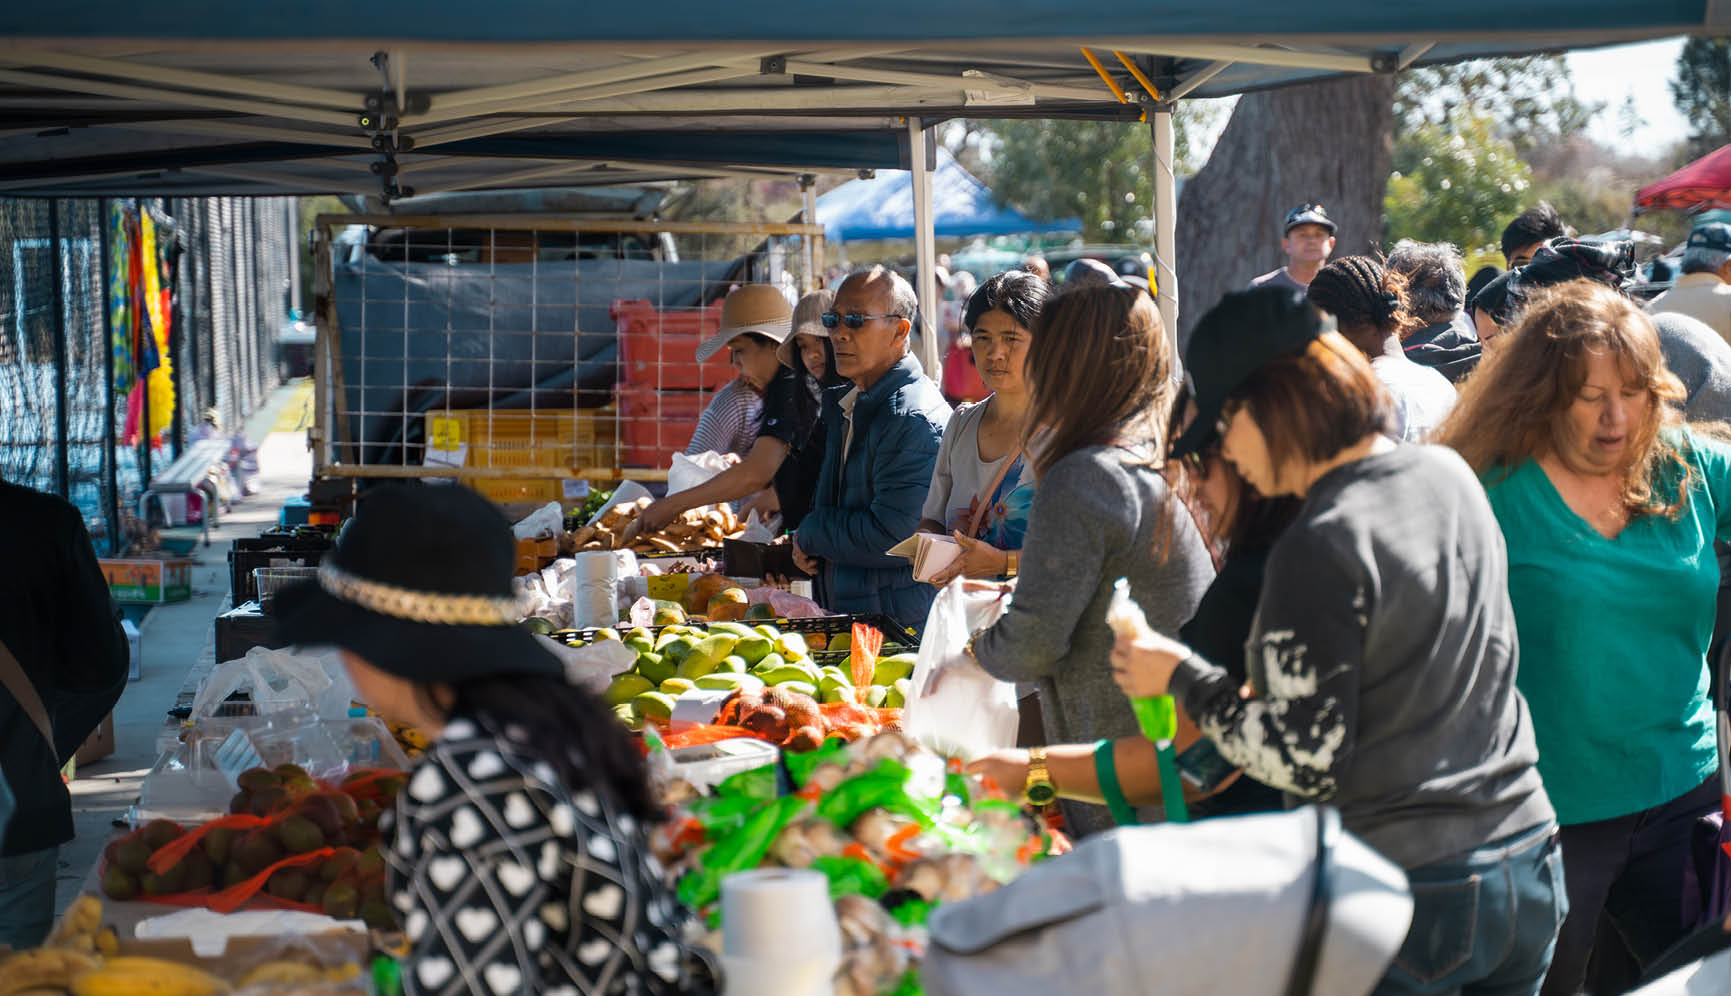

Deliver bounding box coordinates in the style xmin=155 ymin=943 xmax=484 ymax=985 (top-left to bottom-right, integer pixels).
xmin=1024 ymin=746 xmax=1057 ymax=806
xmin=1004 ymin=551 xmax=1019 ymax=578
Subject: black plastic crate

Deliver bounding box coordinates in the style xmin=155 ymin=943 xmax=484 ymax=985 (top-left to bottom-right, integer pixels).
xmin=229 ymin=532 xmax=333 ymax=607
xmin=215 ymin=603 xmax=285 ymax=663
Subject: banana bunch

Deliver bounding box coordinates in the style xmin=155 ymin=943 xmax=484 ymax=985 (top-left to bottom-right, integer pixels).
xmin=41 ymin=895 xmax=116 ymax=958
xmin=0 ymin=948 xmax=101 ymax=996
xmin=235 ymin=959 xmax=363 ymax=989
xmin=69 ymin=957 xmax=231 ymax=996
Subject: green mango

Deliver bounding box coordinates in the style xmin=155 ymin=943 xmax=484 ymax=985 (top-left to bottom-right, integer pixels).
xmin=779 ymin=681 xmax=819 ymax=700
xmin=757 ymin=663 xmax=819 ymax=686
xmin=624 ymin=636 xmax=654 ymax=656
xmin=695 ymin=672 xmax=765 ymax=692
xmin=828 ymin=630 xmax=851 ymax=653
xmin=636 ymin=652 xmax=676 ymax=685
xmin=775 ymin=632 xmax=809 ymax=660
xmin=818 ymin=672 xmax=852 ymax=704
xmin=885 ymin=677 xmax=911 ymax=709
xmin=719 ymin=655 xmax=749 ymax=674
xmin=751 ymin=652 xmax=787 ymax=674
xmin=678 ymin=633 xmax=738 ymax=679
xmin=872 ymin=653 xmax=918 ymax=686
xmin=753 ymin=624 xmax=782 ymax=641
xmin=709 ymin=622 xmax=757 ymax=641
xmin=631 ymin=690 xmax=677 ymax=722
xmin=595 ymin=627 xmax=621 ymax=643
xmin=604 ymin=673 xmax=655 ymax=706
xmin=612 ymin=703 xmax=641 ymax=729
xmin=818 ymin=665 xmax=852 ymax=686
xmin=659 ymin=635 xmax=698 ymax=665
xmin=659 ymin=677 xmax=696 ymax=697
xmin=734 ymin=635 xmax=776 ymax=667
xmin=626 ymin=626 xmax=652 ymax=642
xmin=865 ymin=685 xmax=889 ymax=708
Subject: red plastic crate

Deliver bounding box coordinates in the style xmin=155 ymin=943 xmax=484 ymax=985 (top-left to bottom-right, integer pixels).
xmin=613 ymin=299 xmax=735 ymax=391
xmin=616 ymin=384 xmax=708 ymax=468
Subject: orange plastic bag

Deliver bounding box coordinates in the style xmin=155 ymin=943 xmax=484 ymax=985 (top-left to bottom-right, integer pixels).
xmin=849 ymin=623 xmax=883 ymax=690
xmin=146 ymin=814 xmax=271 ymax=875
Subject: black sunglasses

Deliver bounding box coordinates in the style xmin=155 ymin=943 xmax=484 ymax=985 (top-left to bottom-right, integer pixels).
xmin=821 ymin=311 xmax=901 ymax=330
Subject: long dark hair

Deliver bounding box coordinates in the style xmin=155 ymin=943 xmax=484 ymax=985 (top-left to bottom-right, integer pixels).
xmin=433 ymin=675 xmax=660 ymax=823
xmin=788 ymin=335 xmax=846 ymax=443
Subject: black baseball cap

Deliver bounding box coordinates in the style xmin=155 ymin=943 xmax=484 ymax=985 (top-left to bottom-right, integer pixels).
xmin=1688 ymin=223 xmax=1731 ymax=254
xmin=1170 ymin=287 xmax=1333 ymax=459
xmin=1284 ymin=203 xmax=1336 ymax=235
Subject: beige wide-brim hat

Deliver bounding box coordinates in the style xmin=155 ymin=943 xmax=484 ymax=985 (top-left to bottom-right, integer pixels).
xmin=694 ymin=284 xmax=795 ymax=362
xmin=777 ymin=288 xmax=836 ymax=368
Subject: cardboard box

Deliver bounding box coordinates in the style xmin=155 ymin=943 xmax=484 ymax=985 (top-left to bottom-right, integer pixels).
xmin=75 ymin=712 xmax=115 ymax=765
xmin=100 ymin=558 xmax=195 ymax=604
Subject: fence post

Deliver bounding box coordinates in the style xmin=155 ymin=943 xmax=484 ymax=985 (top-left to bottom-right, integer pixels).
xmin=48 ymin=199 xmax=70 ymax=499
xmin=99 ymin=199 xmax=120 ymax=553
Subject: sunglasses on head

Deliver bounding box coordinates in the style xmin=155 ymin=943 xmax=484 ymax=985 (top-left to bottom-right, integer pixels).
xmin=820 ymin=311 xmax=901 ymax=330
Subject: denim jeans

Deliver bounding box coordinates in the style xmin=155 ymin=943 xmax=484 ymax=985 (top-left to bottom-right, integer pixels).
xmin=0 ymin=846 xmax=59 ymax=949
xmin=1374 ymin=822 xmax=1568 ymax=996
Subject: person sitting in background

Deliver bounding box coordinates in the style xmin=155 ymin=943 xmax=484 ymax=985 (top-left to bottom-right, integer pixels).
xmin=1501 ymin=201 xmax=1572 ymax=268
xmin=279 ymin=485 xmax=716 ymax=995
xmin=628 ymin=290 xmax=846 ymax=540
xmin=1249 ymin=203 xmax=1335 ymax=292
xmin=684 ymin=285 xmax=786 ymax=460
xmin=1113 ymin=286 xmax=1561 ymax=994
xmin=1649 ymin=223 xmax=1731 ymax=344
xmin=1433 ymin=281 xmax=1730 ymax=995
xmin=793 ymin=267 xmax=952 ymax=623
xmin=1307 ymin=255 xmax=1457 ymax=441
xmin=958 ymin=284 xmax=1215 ymax=837
xmin=1385 ymin=239 xmax=1483 ymax=383
xmin=0 ymin=476 xmax=129 ymax=949
xmin=919 ymin=270 xmax=1049 ymax=584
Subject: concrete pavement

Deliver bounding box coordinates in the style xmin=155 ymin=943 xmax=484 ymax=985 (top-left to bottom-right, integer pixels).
xmin=55 ymin=381 xmax=314 ymax=914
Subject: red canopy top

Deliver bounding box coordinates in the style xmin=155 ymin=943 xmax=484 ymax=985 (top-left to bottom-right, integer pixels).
xmin=1636 ymin=144 xmax=1731 ymax=213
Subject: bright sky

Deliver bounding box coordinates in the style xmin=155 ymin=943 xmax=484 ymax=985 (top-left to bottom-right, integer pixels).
xmin=1565 ymin=37 xmax=1690 ymax=153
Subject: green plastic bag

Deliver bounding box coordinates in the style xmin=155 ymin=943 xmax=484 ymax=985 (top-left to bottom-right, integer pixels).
xmin=783 ymin=737 xmax=848 ymax=787
xmin=683 ymin=762 xmax=781 ymax=837
xmin=816 ymin=759 xmax=940 ymax=828
xmin=678 ymin=795 xmax=811 ymax=909
xmin=811 ymin=854 xmax=889 ymax=900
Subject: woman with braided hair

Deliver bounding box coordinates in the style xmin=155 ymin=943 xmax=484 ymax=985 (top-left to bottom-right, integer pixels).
xmin=1307 ymin=256 xmax=1457 ymax=442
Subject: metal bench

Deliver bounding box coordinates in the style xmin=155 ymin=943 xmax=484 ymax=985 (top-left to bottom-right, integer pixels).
xmin=138 ymin=438 xmax=232 ymax=546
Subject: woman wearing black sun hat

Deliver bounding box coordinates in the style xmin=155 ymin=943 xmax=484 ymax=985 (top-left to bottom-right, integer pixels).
xmin=276 ymin=483 xmax=717 ymax=995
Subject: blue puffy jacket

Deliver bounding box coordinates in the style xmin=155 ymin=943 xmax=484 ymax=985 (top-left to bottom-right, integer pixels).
xmin=797 ymin=354 xmax=951 ymax=627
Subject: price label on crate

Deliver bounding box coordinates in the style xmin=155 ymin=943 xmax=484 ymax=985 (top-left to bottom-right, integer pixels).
xmin=428 ymin=415 xmax=465 ymax=452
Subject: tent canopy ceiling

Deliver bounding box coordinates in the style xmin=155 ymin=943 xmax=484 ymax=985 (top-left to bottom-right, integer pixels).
xmin=1635 ymin=143 xmax=1731 ymax=213
xmin=0 ymin=5 xmax=1719 ymax=198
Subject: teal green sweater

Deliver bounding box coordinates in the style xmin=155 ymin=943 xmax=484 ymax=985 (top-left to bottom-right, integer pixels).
xmin=1483 ymin=429 xmax=1728 ymax=825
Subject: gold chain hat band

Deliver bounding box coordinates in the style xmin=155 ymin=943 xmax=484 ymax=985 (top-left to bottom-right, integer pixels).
xmin=317 ymin=563 xmax=523 ymax=626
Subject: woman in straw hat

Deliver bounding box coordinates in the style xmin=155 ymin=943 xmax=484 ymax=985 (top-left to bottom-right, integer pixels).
xmin=277 ymin=484 xmax=717 ymax=995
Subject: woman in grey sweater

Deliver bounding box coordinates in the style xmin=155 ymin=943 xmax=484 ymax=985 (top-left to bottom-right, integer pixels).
xmin=964 ymin=283 xmax=1214 ymax=837
xmin=1112 ymin=288 xmax=1560 ymax=996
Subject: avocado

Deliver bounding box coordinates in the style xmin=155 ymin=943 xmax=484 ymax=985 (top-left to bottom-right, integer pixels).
xmin=180 ymin=850 xmax=215 ymax=891
xmin=275 ymin=815 xmax=327 ymax=855
xmin=140 ymin=819 xmax=185 ymax=851
xmin=267 ymin=867 xmax=310 ymax=901
xmin=104 ymin=834 xmax=151 ymax=876
xmin=100 ymin=866 xmax=139 ymax=901
xmin=237 ymin=767 xmax=284 ymax=793
xmin=322 ymin=881 xmax=359 ymax=919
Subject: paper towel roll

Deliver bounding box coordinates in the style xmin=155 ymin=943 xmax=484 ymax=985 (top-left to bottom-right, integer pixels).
xmin=571 ymin=550 xmax=619 ymax=629
xmin=722 ymin=868 xmax=842 ymax=959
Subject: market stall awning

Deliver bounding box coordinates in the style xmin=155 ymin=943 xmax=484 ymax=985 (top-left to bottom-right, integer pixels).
xmin=0 ymin=4 xmax=1720 ymax=198
xmin=1635 ymin=143 xmax=1731 ymax=213
xmin=817 ymin=148 xmax=1079 ymax=242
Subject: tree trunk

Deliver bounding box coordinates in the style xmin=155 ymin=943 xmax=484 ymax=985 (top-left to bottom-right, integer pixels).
xmin=1174 ymin=74 xmax=1397 ymax=349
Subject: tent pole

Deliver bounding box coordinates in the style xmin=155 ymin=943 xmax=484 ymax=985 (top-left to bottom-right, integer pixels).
xmin=908 ymin=119 xmax=941 ymax=377
xmin=1150 ymin=104 xmax=1179 ymax=357
xmin=800 ymin=174 xmax=818 ymax=292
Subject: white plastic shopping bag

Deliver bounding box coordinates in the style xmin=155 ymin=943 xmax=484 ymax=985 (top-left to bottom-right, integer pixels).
xmin=903 ymin=579 xmax=1020 ymax=760
xmin=668 ymin=450 xmax=734 ymax=494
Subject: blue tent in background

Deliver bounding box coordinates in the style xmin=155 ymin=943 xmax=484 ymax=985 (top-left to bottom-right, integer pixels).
xmin=818 ymin=148 xmax=1079 ymax=243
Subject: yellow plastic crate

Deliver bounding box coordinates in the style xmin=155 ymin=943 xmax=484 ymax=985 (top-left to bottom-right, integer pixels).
xmin=426 ymin=408 xmax=620 ymax=504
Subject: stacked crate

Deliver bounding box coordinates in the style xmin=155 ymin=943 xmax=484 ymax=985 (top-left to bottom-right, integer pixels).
xmin=612 ymin=299 xmax=734 ymax=469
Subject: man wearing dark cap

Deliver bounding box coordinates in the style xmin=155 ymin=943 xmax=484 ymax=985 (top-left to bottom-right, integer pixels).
xmin=1249 ymin=204 xmax=1336 ymax=292
xmin=1650 ymin=223 xmax=1731 ymax=344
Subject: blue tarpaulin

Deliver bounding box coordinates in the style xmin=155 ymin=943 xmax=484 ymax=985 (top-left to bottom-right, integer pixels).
xmin=818 ymin=148 xmax=1080 ymax=242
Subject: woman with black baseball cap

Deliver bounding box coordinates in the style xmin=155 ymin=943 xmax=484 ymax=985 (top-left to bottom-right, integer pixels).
xmin=1111 ymin=287 xmax=1561 ymax=994
xmin=277 ymin=484 xmax=716 ymax=995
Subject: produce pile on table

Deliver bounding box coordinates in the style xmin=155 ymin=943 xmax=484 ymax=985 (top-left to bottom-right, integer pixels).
xmin=97 ymin=763 xmax=401 ymax=930
xmin=655 ymin=732 xmax=1048 ymax=996
xmin=570 ymin=496 xmax=748 ymax=554
xmin=0 ymin=895 xmax=367 ymax=995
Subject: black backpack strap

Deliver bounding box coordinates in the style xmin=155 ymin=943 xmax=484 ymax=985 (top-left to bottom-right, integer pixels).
xmin=1285 ymin=806 xmax=1339 ymax=996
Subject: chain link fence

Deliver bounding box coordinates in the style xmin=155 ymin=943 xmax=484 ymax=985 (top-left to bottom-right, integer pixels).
xmin=0 ymin=196 xmax=293 ymax=550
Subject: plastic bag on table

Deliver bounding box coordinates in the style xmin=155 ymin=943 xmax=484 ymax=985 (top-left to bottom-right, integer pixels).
xmin=189 ymin=646 xmax=356 ymax=724
xmin=511 ymin=500 xmax=564 ymax=540
xmin=744 ymin=586 xmax=829 ymax=618
xmin=668 ymin=450 xmax=734 ymax=495
xmin=536 ymin=634 xmax=634 ymax=694
xmin=903 ymin=579 xmax=1019 ymax=761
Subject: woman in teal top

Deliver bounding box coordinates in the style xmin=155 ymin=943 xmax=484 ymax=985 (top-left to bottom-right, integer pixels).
xmin=1437 ymin=279 xmax=1726 ymax=996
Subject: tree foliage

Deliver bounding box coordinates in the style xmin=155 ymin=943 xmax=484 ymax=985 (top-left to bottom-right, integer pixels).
xmin=1383 ymin=113 xmax=1532 ymax=255
xmin=1670 ymin=37 xmax=1731 ymax=162
xmin=1394 ymin=55 xmax=1599 ymax=152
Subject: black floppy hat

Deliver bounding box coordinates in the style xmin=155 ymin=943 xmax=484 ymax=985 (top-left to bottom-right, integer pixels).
xmin=1169 ymin=287 xmax=1333 ymax=460
xmin=274 ymin=483 xmax=562 ymax=684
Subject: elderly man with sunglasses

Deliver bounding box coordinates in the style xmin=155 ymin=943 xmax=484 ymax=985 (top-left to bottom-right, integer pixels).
xmin=792 ymin=266 xmax=952 ymax=626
